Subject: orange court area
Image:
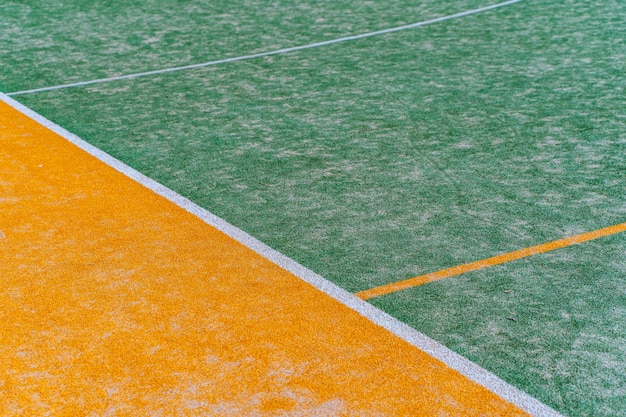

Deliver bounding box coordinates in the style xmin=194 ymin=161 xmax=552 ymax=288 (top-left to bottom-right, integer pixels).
xmin=0 ymin=100 xmax=530 ymax=416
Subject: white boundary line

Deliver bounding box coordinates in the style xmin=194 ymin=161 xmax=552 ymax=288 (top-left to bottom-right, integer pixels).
xmin=7 ymin=0 xmax=524 ymax=96
xmin=0 ymin=92 xmax=563 ymax=417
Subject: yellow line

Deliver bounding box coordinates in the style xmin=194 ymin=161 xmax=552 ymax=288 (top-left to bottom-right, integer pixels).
xmin=356 ymin=222 xmax=626 ymax=300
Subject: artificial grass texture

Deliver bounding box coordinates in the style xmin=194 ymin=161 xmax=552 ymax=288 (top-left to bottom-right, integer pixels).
xmin=370 ymin=235 xmax=626 ymax=417
xmin=0 ymin=0 xmax=488 ymax=93
xmin=4 ymin=0 xmax=626 ymax=415
xmin=12 ymin=0 xmax=626 ymax=291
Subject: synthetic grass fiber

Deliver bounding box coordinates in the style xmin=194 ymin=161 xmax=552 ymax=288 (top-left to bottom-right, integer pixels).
xmin=2 ymin=0 xmax=625 ymax=415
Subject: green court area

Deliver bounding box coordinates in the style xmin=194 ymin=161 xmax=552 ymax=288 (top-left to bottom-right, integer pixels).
xmin=2 ymin=0 xmax=625 ymax=415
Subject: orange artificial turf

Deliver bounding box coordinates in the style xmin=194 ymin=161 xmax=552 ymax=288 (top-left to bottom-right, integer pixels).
xmin=0 ymin=100 xmax=529 ymax=416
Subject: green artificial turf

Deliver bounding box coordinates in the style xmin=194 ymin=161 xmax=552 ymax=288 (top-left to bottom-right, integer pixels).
xmin=3 ymin=0 xmax=626 ymax=415
xmin=0 ymin=0 xmax=488 ymax=93
xmin=370 ymin=235 xmax=626 ymax=416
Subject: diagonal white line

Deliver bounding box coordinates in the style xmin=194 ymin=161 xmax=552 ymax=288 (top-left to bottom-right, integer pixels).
xmin=7 ymin=0 xmax=524 ymax=96
xmin=1 ymin=86 xmax=563 ymax=417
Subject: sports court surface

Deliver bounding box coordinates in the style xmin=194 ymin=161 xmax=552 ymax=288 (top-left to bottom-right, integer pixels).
xmin=1 ymin=0 xmax=625 ymax=415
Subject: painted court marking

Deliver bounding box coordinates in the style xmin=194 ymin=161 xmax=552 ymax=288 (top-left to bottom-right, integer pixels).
xmin=6 ymin=0 xmax=524 ymax=96
xmin=0 ymin=92 xmax=562 ymax=416
xmin=356 ymin=222 xmax=626 ymax=300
